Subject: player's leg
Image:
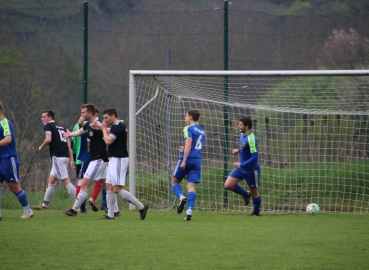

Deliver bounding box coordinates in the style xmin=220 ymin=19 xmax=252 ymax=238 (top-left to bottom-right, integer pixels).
xmin=100 ymin=188 xmax=107 ymax=212
xmin=61 ymin=178 xmax=76 ymax=200
xmin=184 ymin=183 xmax=196 ymax=221
xmin=110 ymin=157 xmax=148 ymax=220
xmin=32 ymin=156 xmax=60 ymax=210
xmin=75 ymin=163 xmax=82 ymax=197
xmin=88 ymin=181 xmax=102 ymax=212
xmin=224 ymin=169 xmax=251 ymax=206
xmin=31 ymin=175 xmax=57 ymax=210
xmin=184 ymin=160 xmax=202 ymax=221
xmin=63 ymin=158 xmax=102 ymax=216
xmin=247 ymin=169 xmax=261 ymax=216
xmin=104 ymin=183 xmax=115 ymax=219
xmin=77 ymin=161 xmax=88 ymax=213
xmin=63 ymin=177 xmax=92 ymax=216
xmin=171 ymin=159 xmax=187 ymax=214
xmin=4 ymin=157 xmax=33 ymax=218
xmin=55 ymin=157 xmax=76 ymax=200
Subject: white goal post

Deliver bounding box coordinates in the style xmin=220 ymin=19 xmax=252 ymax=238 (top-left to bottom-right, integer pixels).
xmin=129 ymin=70 xmax=369 ymax=213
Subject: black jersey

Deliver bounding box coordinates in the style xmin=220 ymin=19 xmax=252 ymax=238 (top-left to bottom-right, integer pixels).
xmin=44 ymin=120 xmax=69 ymax=158
xmin=108 ymin=120 xmax=128 ymax=158
xmin=82 ymin=119 xmax=108 ymax=162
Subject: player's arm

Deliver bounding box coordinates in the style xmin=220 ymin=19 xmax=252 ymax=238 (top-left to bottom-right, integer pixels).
xmin=239 ymin=152 xmax=258 ymax=169
xmin=67 ymin=137 xmax=75 ymax=169
xmin=0 ymin=135 xmax=11 ymax=147
xmin=91 ymin=123 xmax=111 ymax=133
xmin=232 ymin=148 xmax=239 ymax=154
xmin=101 ymin=121 xmax=115 ymax=145
xmin=64 ymin=127 xmax=85 ymax=138
xmin=180 ymin=137 xmax=192 ymax=169
xmin=0 ymin=120 xmax=12 ymax=147
xmin=38 ymin=133 xmax=52 ymax=152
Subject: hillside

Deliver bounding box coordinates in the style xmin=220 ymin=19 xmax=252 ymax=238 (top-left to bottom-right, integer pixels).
xmin=0 ymin=0 xmax=368 ymax=14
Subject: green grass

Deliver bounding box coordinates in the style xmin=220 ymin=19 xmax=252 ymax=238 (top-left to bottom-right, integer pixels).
xmin=1 ymin=210 xmax=368 ymax=269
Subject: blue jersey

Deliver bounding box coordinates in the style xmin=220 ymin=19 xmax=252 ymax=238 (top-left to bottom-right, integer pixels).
xmin=179 ymin=124 xmax=205 ymax=159
xmin=238 ymin=132 xmax=259 ymax=170
xmin=0 ymin=117 xmax=18 ymax=158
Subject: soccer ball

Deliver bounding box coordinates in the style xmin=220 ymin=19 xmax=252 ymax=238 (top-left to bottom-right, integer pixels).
xmin=306 ymin=203 xmax=320 ymax=214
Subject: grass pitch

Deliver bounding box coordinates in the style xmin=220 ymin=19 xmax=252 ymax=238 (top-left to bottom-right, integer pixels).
xmin=0 ymin=209 xmax=368 ymax=270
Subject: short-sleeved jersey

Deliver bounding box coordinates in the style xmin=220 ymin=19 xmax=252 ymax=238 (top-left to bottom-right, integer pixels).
xmin=238 ymin=132 xmax=259 ymax=169
xmin=108 ymin=120 xmax=128 ymax=158
xmin=179 ymin=124 xmax=206 ymax=159
xmin=44 ymin=120 xmax=69 ymax=158
xmin=82 ymin=119 xmax=108 ymax=162
xmin=0 ymin=118 xmax=18 ymax=158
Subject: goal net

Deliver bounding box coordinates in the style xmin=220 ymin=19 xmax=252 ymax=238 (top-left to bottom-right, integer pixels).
xmin=129 ymin=70 xmax=369 ymax=213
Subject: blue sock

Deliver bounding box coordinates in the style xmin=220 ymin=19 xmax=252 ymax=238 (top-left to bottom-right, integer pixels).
xmin=15 ymin=189 xmax=29 ymax=207
xmin=232 ymin=184 xmax=249 ymax=198
xmin=252 ymin=196 xmax=262 ymax=214
xmin=187 ymin=191 xmax=196 ymax=211
xmin=172 ymin=183 xmax=183 ymax=199
xmin=101 ymin=188 xmax=107 ymax=206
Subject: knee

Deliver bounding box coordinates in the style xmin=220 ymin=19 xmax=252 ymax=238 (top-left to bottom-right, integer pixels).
xmin=224 ymin=182 xmax=234 ymax=191
xmin=8 ymin=183 xmax=21 ymax=194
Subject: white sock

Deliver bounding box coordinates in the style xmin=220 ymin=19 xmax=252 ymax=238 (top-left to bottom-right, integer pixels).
xmin=44 ymin=183 xmax=56 ymax=202
xmin=118 ymin=189 xmax=144 ymax=210
xmin=114 ymin=195 xmax=119 ymax=213
xmin=106 ymin=190 xmax=116 ymax=218
xmin=65 ymin=183 xmax=76 ymax=200
xmin=72 ymin=191 xmax=88 ymax=211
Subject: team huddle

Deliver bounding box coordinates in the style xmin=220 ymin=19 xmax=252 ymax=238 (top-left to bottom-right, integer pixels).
xmin=0 ymin=102 xmax=262 ymax=221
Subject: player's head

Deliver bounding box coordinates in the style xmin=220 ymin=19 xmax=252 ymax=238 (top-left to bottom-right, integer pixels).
xmin=81 ymin=103 xmax=96 ymax=121
xmin=95 ymin=106 xmax=100 ymax=116
xmin=238 ymin=116 xmax=252 ymax=133
xmin=186 ymin=109 xmax=200 ymax=124
xmin=0 ymin=102 xmax=4 ymax=116
xmin=41 ymin=110 xmax=54 ymax=124
xmin=103 ymin=108 xmax=118 ymax=125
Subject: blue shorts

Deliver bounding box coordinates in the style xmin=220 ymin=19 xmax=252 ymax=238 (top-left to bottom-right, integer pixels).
xmin=77 ymin=160 xmax=90 ymax=179
xmin=0 ymin=156 xmax=20 ymax=183
xmin=172 ymin=158 xmax=202 ymax=184
xmin=229 ymin=167 xmax=260 ymax=188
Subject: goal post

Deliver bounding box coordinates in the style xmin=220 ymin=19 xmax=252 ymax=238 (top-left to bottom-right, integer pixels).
xmin=129 ymin=70 xmax=369 ymax=213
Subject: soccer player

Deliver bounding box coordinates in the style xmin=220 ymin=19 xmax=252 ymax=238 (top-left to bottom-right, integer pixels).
xmin=224 ymin=116 xmax=262 ymax=216
xmin=32 ymin=110 xmax=76 ymax=210
xmin=62 ymin=103 xmax=118 ymax=217
xmin=72 ymin=112 xmax=107 ymax=213
xmin=171 ymin=109 xmax=206 ymax=221
xmin=71 ymin=115 xmax=89 ymax=213
xmin=0 ymin=102 xmax=33 ymax=218
xmin=93 ymin=108 xmax=148 ymax=220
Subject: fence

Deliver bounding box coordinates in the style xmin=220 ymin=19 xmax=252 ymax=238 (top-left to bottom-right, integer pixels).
xmin=0 ymin=2 xmax=368 ymax=209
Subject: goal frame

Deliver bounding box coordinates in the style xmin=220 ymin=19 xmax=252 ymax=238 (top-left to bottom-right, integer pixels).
xmin=129 ymin=70 xmax=369 ymax=210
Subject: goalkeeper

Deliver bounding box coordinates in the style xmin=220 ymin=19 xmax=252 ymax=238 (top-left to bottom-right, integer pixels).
xmin=224 ymin=116 xmax=262 ymax=216
xmin=171 ymin=109 xmax=206 ymax=221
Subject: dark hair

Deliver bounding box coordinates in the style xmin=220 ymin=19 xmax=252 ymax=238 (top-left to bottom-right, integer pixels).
xmin=95 ymin=106 xmax=100 ymax=115
xmin=81 ymin=103 xmax=96 ymax=114
xmin=43 ymin=110 xmax=55 ymax=119
xmin=103 ymin=108 xmax=118 ymax=118
xmin=187 ymin=109 xmax=200 ymax=121
xmin=239 ymin=116 xmax=252 ymax=129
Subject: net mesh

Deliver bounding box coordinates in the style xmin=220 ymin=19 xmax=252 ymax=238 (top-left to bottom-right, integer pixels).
xmin=133 ymin=73 xmax=369 ymax=213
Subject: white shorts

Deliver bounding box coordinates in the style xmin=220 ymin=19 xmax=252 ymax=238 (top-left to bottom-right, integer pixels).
xmin=84 ymin=159 xmax=108 ymax=181
xmin=106 ymin=157 xmax=129 ymax=186
xmin=50 ymin=156 xmax=69 ymax=180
